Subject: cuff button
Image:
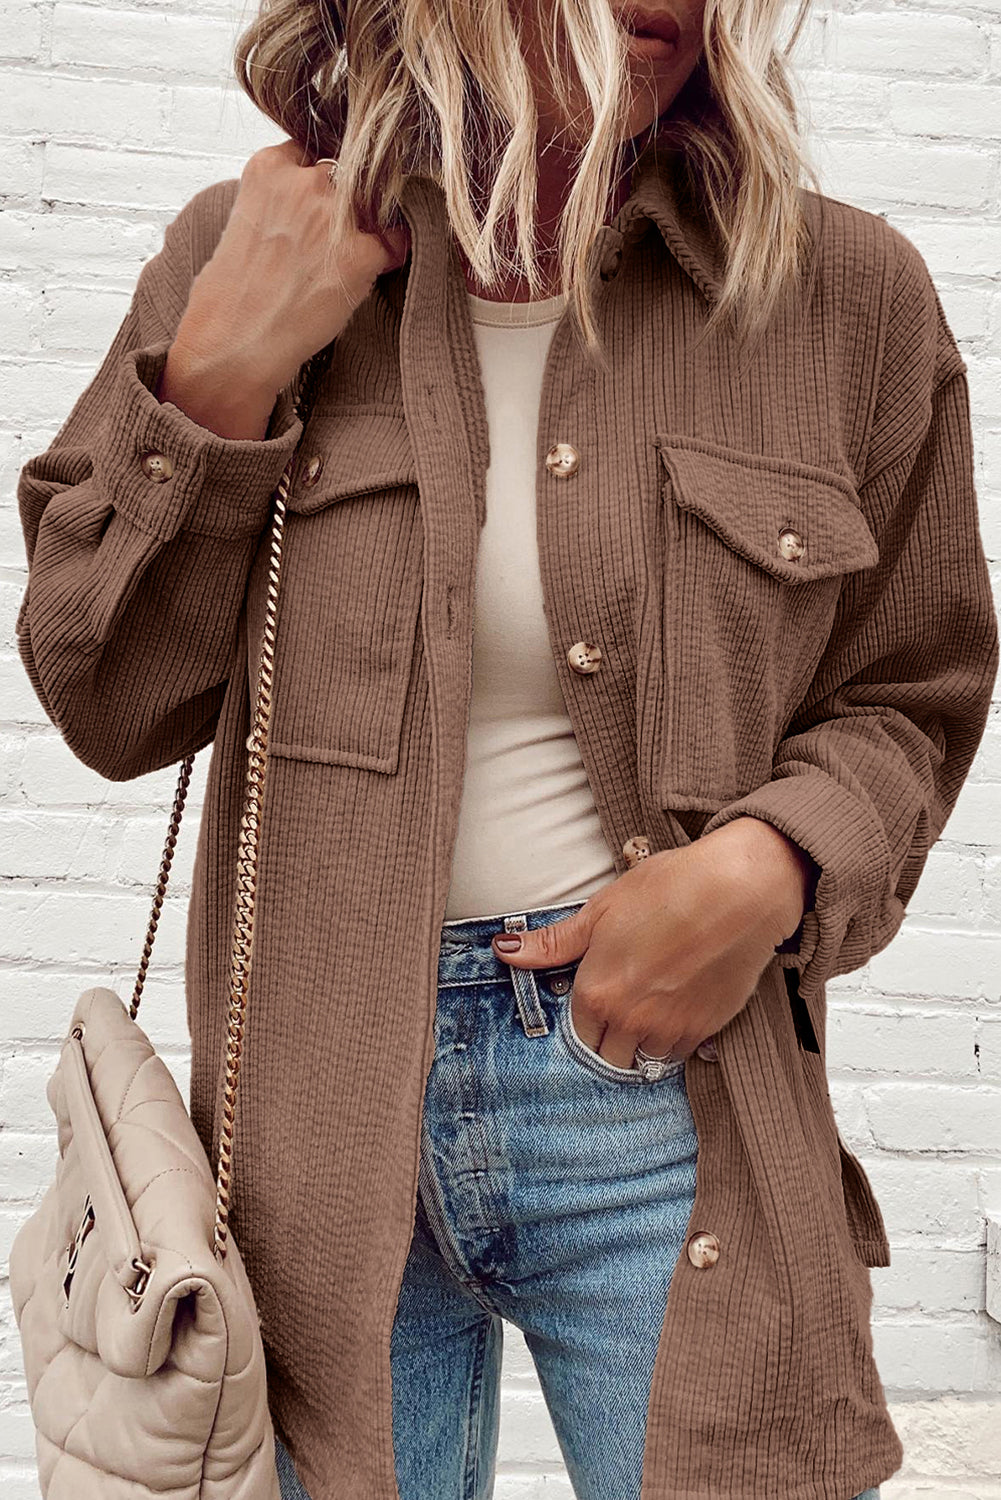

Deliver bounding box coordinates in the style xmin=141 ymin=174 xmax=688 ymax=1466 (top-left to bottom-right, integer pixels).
xmin=140 ymin=450 xmax=174 ymax=483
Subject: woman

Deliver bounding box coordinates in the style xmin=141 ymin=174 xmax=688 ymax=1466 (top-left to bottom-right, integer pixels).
xmin=14 ymin=1 xmax=997 ymax=1498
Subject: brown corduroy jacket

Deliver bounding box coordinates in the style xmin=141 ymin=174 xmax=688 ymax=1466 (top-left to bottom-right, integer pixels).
xmin=15 ymin=138 xmax=999 ymax=1500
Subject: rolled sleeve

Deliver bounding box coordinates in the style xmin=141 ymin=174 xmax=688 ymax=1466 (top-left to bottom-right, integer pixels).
xmin=14 ymin=177 xmax=315 ymax=780
xmin=701 ymin=363 xmax=998 ymax=1012
xmin=95 ymin=338 xmax=304 ymax=544
xmin=702 ymin=766 xmax=896 ymax=980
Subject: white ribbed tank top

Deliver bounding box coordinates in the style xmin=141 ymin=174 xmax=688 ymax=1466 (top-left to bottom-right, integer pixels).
xmin=443 ymin=288 xmax=618 ymax=921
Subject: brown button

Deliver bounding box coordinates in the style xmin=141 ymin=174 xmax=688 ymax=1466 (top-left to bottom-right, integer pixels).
xmin=548 ymin=973 xmax=572 ymax=995
xmin=696 ymin=1036 xmax=718 ymax=1062
xmin=566 ymin=641 xmax=602 ymax=674
xmin=622 ymin=834 xmax=651 ymax=867
xmin=139 ymin=450 xmax=173 ymax=483
xmin=545 ymin=443 xmax=580 ymax=478
xmin=686 ymin=1231 xmax=721 ymax=1268
xmin=301 ymin=455 xmax=324 ymax=486
xmin=777 ymin=527 xmax=805 ymax=561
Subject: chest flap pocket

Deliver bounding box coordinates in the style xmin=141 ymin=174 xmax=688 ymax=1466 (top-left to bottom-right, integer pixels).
xmin=639 ymin=434 xmax=878 ymax=811
xmin=250 ymin=405 xmax=423 ymax=775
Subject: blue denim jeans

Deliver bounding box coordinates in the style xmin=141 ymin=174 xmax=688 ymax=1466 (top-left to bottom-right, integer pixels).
xmin=273 ymin=897 xmax=881 ymax=1500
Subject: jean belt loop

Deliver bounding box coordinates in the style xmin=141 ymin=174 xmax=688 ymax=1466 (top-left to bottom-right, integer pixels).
xmin=503 ymin=914 xmax=550 ymax=1038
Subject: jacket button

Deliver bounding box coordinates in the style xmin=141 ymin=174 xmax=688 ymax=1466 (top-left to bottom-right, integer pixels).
xmin=777 ymin=527 xmax=805 ymax=561
xmin=545 ymin=443 xmax=580 ymax=478
xmin=622 ymin=834 xmax=651 ymax=867
xmin=566 ymin=640 xmax=602 ymax=674
xmin=686 ymin=1231 xmax=721 ymax=1268
xmin=696 ymin=1036 xmax=718 ymax=1061
xmin=301 ymin=455 xmax=324 ymax=486
xmin=139 ymin=450 xmax=173 ymax=482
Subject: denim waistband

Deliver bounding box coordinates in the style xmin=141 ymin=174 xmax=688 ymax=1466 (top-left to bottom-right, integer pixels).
xmin=438 ymin=899 xmax=588 ymax=986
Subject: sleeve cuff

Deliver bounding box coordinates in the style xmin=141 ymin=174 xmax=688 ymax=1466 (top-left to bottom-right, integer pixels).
xmin=92 ymin=338 xmax=305 ymax=543
xmin=774 ymin=848 xmax=822 ymax=954
xmin=698 ymin=768 xmax=900 ymax=1001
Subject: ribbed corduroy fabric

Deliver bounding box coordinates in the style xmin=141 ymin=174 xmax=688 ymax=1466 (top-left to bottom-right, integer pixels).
xmin=15 ymin=138 xmax=999 ymax=1500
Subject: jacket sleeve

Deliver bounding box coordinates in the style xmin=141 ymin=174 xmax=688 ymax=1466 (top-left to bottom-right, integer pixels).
xmin=14 ymin=179 xmax=306 ymax=782
xmin=699 ymin=236 xmax=999 ymax=1010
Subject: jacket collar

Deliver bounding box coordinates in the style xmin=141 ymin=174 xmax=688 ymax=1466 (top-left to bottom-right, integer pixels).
xmin=611 ymin=136 xmax=724 ymax=305
xmin=397 ymin=134 xmax=725 ymax=307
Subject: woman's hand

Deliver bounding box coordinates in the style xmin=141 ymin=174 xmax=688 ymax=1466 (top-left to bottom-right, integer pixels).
xmin=490 ymin=818 xmax=816 ymax=1069
xmin=173 ymin=139 xmax=411 ymax=401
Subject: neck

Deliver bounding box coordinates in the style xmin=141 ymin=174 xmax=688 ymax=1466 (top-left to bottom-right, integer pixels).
xmin=459 ymin=143 xmax=636 ymax=304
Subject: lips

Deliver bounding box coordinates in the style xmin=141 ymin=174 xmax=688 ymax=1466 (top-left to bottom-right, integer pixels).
xmin=616 ymin=6 xmax=681 ymax=49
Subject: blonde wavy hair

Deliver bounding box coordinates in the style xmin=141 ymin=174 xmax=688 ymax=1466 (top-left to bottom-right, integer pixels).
xmin=234 ymin=0 xmax=820 ymax=371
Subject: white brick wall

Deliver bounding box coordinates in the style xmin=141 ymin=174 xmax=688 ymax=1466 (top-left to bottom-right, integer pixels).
xmin=1 ymin=1 xmax=999 ymax=1496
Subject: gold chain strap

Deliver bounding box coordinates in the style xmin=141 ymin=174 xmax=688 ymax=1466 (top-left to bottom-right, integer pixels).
xmin=128 ymin=343 xmax=335 ymax=1261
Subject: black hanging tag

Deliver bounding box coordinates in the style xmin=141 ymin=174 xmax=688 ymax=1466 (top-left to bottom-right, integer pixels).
xmin=784 ymin=966 xmax=821 ymax=1054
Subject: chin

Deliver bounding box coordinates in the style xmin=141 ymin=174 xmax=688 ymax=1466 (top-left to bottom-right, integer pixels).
xmin=623 ymin=100 xmax=664 ymax=140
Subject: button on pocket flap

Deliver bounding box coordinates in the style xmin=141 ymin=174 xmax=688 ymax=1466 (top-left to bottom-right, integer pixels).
xmin=287 ymin=405 xmax=418 ymax=515
xmin=655 ymin=434 xmax=878 ymax=584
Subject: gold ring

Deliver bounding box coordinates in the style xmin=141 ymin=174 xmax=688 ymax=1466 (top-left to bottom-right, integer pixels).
xmin=314 ymin=157 xmax=340 ymax=186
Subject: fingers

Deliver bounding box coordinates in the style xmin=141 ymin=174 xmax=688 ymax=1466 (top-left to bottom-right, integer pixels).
xmin=570 ymin=992 xmax=684 ymax=1070
xmin=595 ymin=1020 xmax=649 ymax=1071
xmin=571 ymin=978 xmax=705 ymax=1068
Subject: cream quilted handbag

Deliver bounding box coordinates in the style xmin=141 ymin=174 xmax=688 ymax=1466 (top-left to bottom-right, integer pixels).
xmin=8 ymin=341 xmax=335 ymax=1499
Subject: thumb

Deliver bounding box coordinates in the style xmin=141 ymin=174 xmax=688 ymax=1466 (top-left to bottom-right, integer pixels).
xmin=491 ymin=906 xmax=592 ymax=969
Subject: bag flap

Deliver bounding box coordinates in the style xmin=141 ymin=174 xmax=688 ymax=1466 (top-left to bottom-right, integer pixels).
xmin=48 ymin=987 xmax=258 ymax=1379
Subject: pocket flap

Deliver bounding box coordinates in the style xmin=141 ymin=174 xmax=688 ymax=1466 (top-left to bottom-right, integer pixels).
xmin=287 ymin=405 xmax=418 ymax=515
xmin=655 ymin=434 xmax=878 ymax=583
xmin=59 ymin=1027 xmax=145 ymax=1287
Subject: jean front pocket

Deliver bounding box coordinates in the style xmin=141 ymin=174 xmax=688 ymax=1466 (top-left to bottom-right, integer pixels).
xmin=551 ymin=970 xmax=686 ymax=1086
